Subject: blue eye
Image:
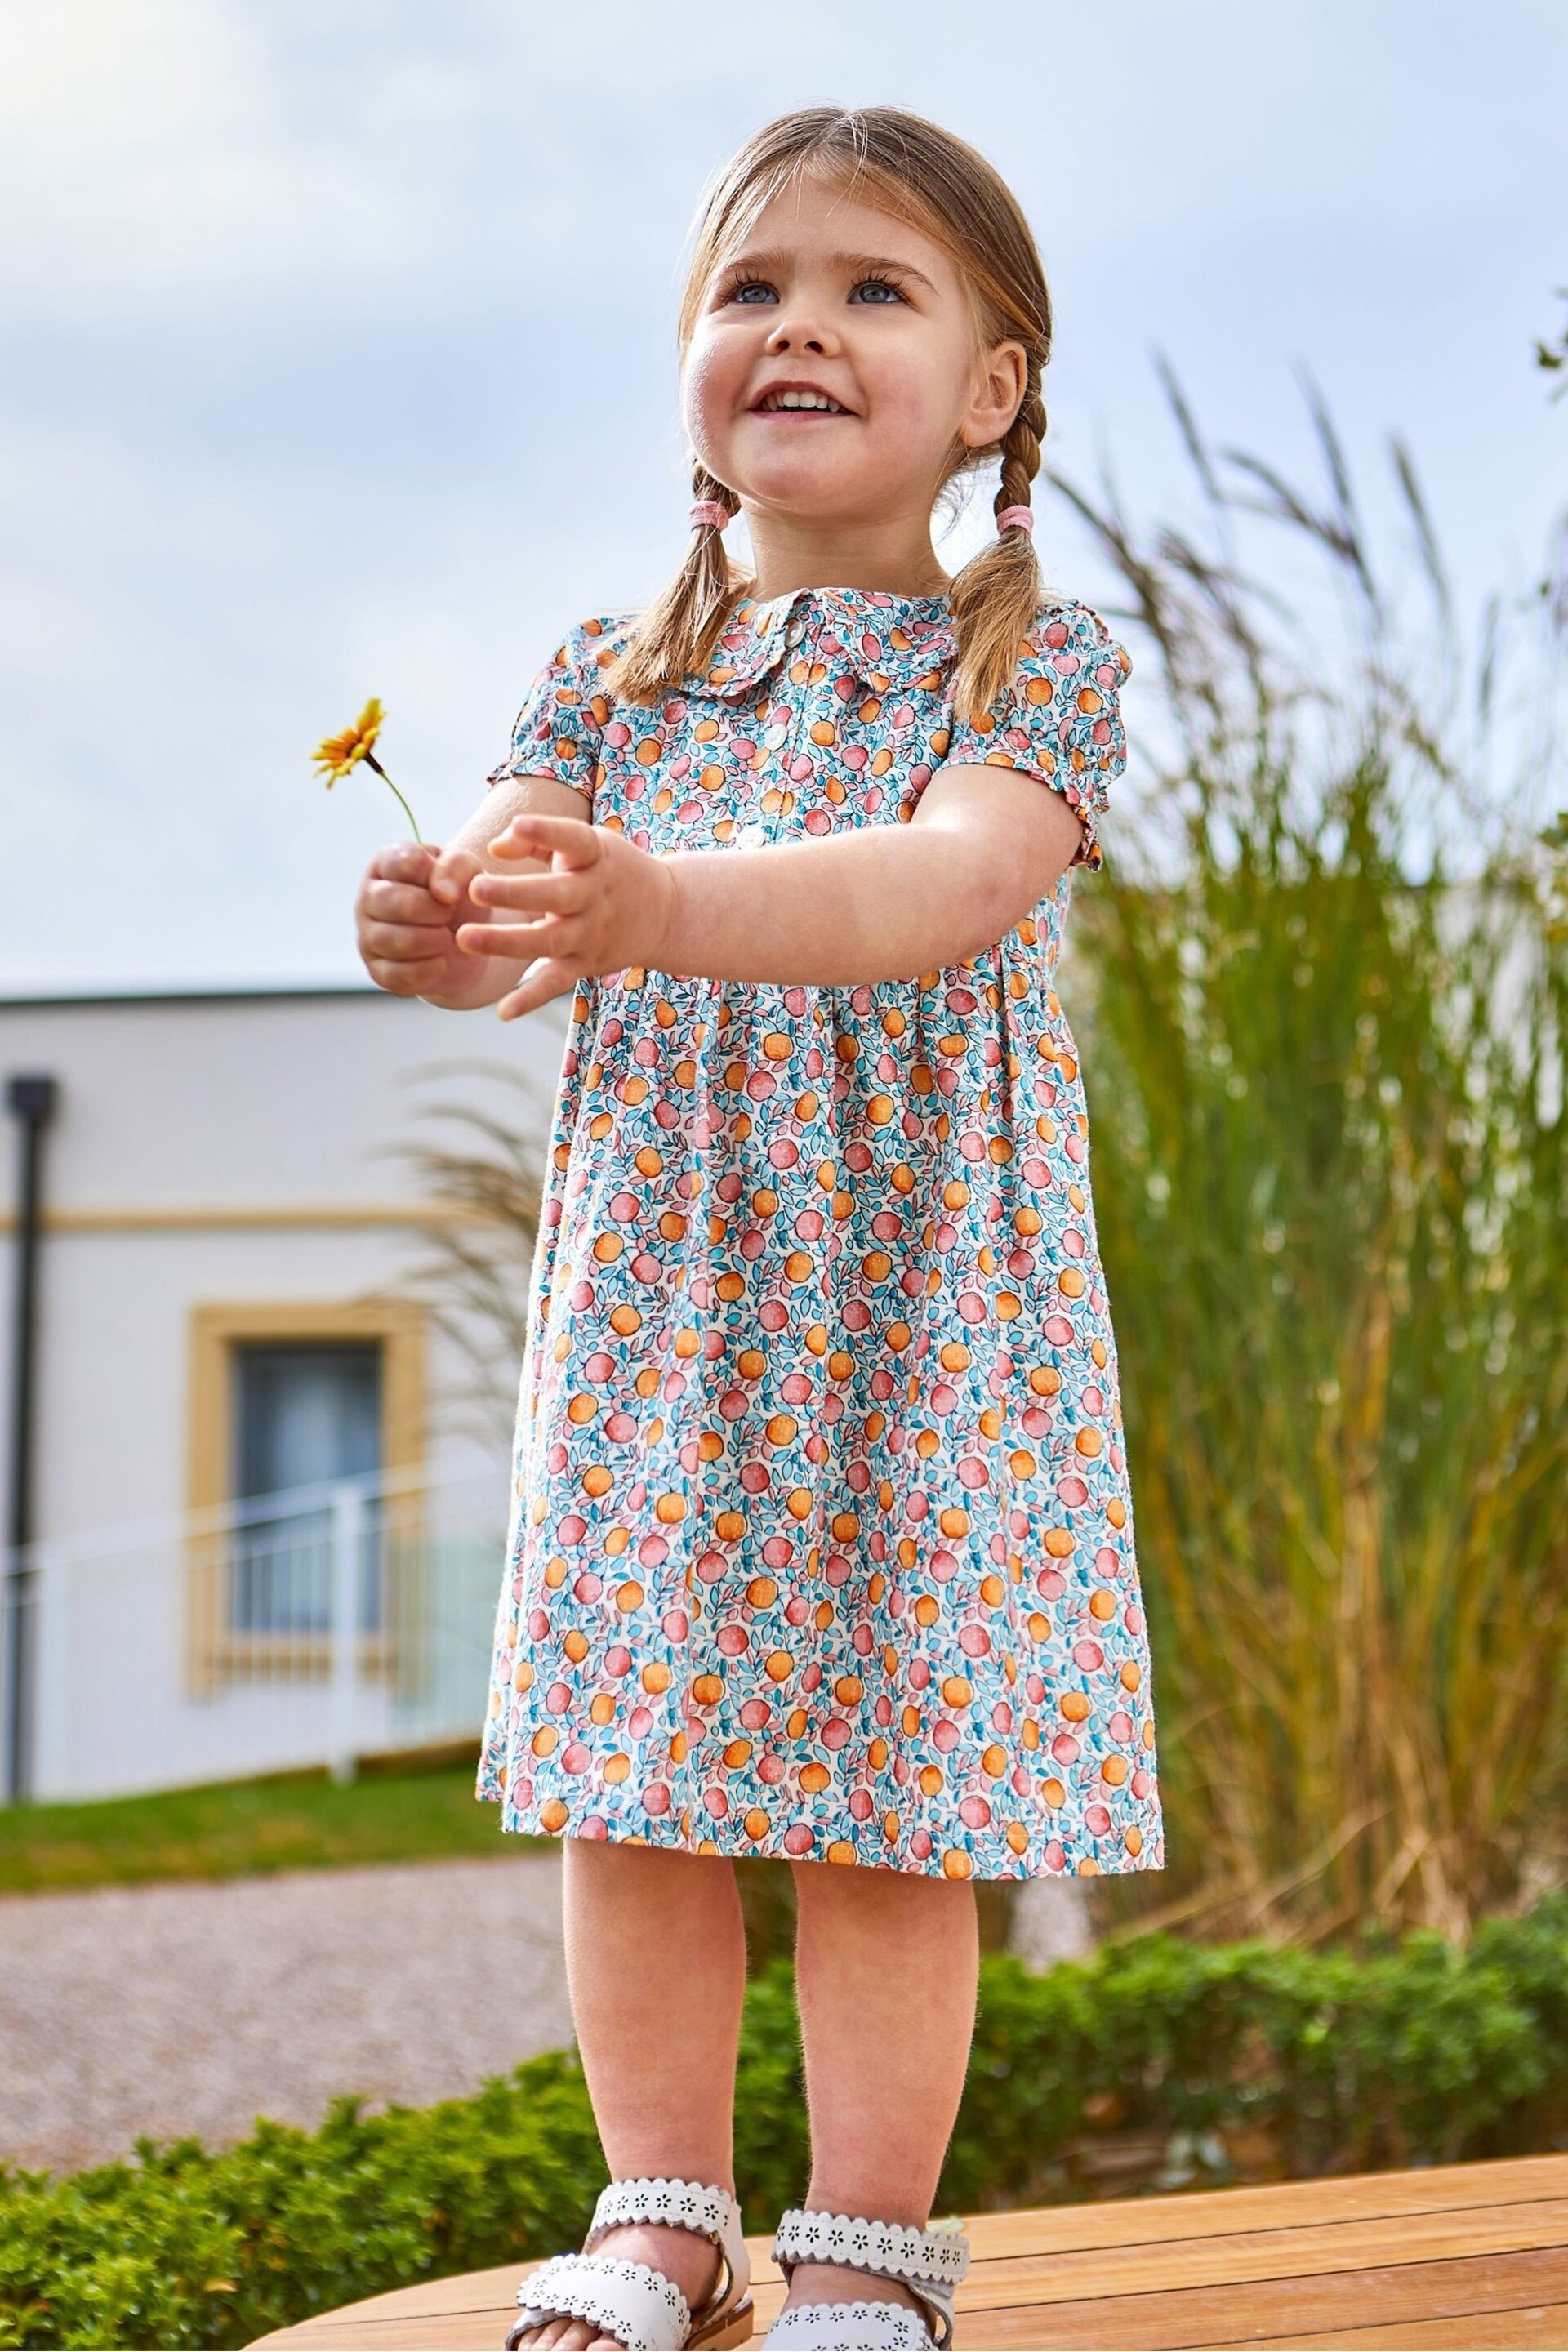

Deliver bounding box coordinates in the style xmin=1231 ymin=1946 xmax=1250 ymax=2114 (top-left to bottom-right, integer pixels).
xmin=849 ymin=278 xmax=905 ymax=305
xmin=728 ymin=278 xmax=778 ymax=305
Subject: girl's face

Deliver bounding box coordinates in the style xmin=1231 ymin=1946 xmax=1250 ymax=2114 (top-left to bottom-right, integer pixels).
xmin=683 ymin=175 xmax=1025 ymax=534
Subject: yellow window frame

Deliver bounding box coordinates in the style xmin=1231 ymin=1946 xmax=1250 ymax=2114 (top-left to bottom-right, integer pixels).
xmin=185 ymin=1299 xmax=426 ymax=1692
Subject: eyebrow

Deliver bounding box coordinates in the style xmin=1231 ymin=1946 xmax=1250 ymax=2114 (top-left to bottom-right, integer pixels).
xmin=715 ymin=246 xmax=940 ymax=296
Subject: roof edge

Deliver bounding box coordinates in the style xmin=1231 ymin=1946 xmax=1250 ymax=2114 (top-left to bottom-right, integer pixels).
xmin=0 ymin=983 xmax=392 ymax=1010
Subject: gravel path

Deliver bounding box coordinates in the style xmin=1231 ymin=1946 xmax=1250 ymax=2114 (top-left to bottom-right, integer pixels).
xmin=0 ymin=1854 xmax=570 ymax=2174
xmin=2 ymin=1856 xmax=1089 ymax=2178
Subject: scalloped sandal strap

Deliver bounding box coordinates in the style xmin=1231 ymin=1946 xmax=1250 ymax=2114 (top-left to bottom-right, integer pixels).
xmin=507 ymin=2176 xmax=752 ymax=2351
xmin=507 ymin=2251 xmax=689 ymax=2351
xmin=769 ymin=2208 xmax=970 ymax=2350
xmin=762 ymin=2298 xmax=933 ymax=2350
xmin=586 ymin=2173 xmax=751 ymax=2313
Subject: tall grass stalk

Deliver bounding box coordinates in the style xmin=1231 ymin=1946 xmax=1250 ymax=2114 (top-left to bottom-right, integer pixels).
xmin=1058 ymin=370 xmax=1568 ymax=1942
xmin=384 ymin=1062 xmax=549 ymax=1453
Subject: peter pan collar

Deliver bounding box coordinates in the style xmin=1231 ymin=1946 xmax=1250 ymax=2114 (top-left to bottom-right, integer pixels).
xmin=689 ymin=585 xmax=958 ymax=703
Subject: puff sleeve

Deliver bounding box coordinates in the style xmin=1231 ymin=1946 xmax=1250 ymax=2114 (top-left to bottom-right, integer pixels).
xmin=940 ymin=599 xmax=1133 ymax=871
xmin=486 ymin=617 xmax=617 ymax=808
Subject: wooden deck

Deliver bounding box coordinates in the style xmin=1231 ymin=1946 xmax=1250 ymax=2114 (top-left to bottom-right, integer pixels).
xmin=251 ymin=2151 xmax=1568 ymax=2350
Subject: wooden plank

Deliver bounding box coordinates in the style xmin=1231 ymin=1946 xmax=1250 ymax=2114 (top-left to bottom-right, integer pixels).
xmin=960 ymin=2198 xmax=1568 ymax=2310
xmin=960 ymin=2154 xmax=1568 ymax=2261
xmin=246 ymin=2156 xmax=1568 ymax=2348
xmin=975 ymin=2247 xmax=1568 ymax=2350
xmin=256 ymin=2263 xmax=527 ymax=2331
xmin=254 ymin=2314 xmax=562 ymax=2350
xmin=1189 ymin=2300 xmax=1568 ymax=2350
xmin=255 ymin=2252 xmax=1568 ymax=2352
xmin=256 ymin=2154 xmax=1568 ymax=2331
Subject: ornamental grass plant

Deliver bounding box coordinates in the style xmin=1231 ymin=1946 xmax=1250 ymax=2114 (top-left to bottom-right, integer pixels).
xmin=1059 ymin=368 xmax=1568 ymax=1943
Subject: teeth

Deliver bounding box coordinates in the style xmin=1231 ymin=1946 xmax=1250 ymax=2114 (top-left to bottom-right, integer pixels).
xmin=762 ymin=390 xmax=844 ymax=412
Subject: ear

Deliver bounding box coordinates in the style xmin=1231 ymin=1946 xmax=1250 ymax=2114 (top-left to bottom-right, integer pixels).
xmin=960 ymin=341 xmax=1028 ymax=452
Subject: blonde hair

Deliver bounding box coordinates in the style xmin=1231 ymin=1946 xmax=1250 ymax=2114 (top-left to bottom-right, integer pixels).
xmin=606 ymin=105 xmax=1052 ymax=725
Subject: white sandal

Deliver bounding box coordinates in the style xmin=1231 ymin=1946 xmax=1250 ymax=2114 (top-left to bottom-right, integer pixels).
xmin=505 ymin=2173 xmax=755 ymax=2350
xmin=761 ymin=2207 xmax=971 ymax=2349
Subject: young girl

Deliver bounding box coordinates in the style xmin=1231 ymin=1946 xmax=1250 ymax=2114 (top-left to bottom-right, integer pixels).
xmin=356 ymin=103 xmax=1162 ymax=2352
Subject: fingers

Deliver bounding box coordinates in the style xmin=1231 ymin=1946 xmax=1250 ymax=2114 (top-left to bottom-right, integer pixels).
xmin=357 ymin=841 xmax=472 ymax=997
xmin=457 ymin=867 xmax=586 ymax=957
xmin=455 ymin=915 xmax=575 ymax=959
xmin=427 ymin=845 xmax=486 ymax=906
xmin=468 ymin=869 xmax=585 ymax=915
xmin=488 ymin=812 xmax=600 ymax=866
xmin=496 ymin=957 xmax=581 ymax=1021
xmin=359 ymin=915 xmax=461 ymax=964
xmin=361 ymin=876 xmax=458 ymax=927
xmin=362 ymin=948 xmax=452 ymax=996
xmin=367 ymin=841 xmax=438 ymax=885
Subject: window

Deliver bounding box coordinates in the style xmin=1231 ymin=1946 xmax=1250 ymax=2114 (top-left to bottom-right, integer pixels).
xmin=229 ymin=1343 xmax=383 ymax=1635
xmin=185 ymin=1301 xmax=425 ymax=1689
xmin=236 ymin=1343 xmax=382 ymax=1498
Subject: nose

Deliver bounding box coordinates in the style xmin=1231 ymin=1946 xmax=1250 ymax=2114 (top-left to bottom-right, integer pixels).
xmin=764 ymin=307 xmax=838 ymax=359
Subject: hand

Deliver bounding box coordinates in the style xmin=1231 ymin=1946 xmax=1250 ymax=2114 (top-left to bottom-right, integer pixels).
xmin=457 ymin=812 xmax=683 ymax=1021
xmin=354 ymin=840 xmax=499 ymax=1008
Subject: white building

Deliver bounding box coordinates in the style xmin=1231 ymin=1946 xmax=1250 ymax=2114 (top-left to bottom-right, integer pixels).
xmin=0 ymin=985 xmax=568 ymax=1802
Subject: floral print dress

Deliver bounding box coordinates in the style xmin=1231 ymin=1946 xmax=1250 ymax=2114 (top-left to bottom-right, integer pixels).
xmin=475 ymin=583 xmax=1164 ymax=1882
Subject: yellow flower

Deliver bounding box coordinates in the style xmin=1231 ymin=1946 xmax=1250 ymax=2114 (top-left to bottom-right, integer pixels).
xmin=311 ymin=697 xmax=422 ymax=840
xmin=312 ymin=698 xmax=385 ymax=785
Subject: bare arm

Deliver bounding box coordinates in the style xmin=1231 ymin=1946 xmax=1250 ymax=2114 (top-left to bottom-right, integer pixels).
xmin=650 ymin=764 xmax=1089 ymax=986
xmin=457 ymin=764 xmax=1091 ymax=1018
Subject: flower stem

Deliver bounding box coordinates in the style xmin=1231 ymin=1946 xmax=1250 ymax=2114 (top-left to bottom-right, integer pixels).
xmin=362 ymin=752 xmax=423 ymax=844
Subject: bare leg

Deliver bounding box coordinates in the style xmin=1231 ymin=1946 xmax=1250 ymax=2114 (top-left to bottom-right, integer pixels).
xmin=513 ymin=1838 xmax=749 ymax=2352
xmin=782 ymin=1860 xmax=979 ymax=2331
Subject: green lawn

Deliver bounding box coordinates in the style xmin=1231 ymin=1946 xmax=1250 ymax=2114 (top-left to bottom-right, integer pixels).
xmin=0 ymin=1750 xmax=559 ymax=1895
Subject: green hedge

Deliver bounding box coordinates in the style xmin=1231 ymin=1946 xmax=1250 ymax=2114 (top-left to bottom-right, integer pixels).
xmin=5 ymin=1900 xmax=1567 ymax=2350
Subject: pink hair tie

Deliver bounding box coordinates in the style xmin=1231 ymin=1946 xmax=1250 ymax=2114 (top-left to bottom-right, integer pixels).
xmin=996 ymin=504 xmax=1035 ymax=536
xmin=689 ymin=500 xmax=732 ymax=532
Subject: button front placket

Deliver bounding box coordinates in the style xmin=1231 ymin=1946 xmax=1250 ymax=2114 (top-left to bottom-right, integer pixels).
xmin=750 ymin=596 xmax=813 ymax=850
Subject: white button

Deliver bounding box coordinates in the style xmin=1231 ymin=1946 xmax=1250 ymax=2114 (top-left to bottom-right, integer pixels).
xmin=786 ymin=620 xmax=805 ymax=647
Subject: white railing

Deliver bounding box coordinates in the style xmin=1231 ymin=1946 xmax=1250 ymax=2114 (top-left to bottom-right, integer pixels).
xmin=1 ymin=1459 xmax=511 ymax=1803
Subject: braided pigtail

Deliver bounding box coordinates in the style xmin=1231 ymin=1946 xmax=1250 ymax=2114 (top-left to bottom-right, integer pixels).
xmin=604 ymin=463 xmax=745 ymax=703
xmin=947 ymin=378 xmax=1047 ymax=728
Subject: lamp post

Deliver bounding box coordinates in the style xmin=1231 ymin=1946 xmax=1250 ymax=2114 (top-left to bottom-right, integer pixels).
xmin=5 ymin=1072 xmax=58 ymax=1805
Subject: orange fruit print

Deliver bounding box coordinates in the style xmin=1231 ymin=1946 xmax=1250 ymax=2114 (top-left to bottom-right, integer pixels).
xmin=476 ymin=585 xmax=1164 ymax=1881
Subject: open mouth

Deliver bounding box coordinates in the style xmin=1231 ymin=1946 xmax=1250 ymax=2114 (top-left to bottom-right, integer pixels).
xmin=752 ymin=390 xmax=853 ymax=415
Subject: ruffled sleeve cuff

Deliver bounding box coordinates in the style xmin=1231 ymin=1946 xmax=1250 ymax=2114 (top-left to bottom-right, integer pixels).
xmin=487 ymin=617 xmax=621 ymax=809
xmin=939 ymin=600 xmax=1133 ymax=871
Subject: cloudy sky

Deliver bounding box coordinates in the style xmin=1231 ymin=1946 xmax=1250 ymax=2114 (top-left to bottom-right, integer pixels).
xmin=2 ymin=0 xmax=1563 ymax=993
